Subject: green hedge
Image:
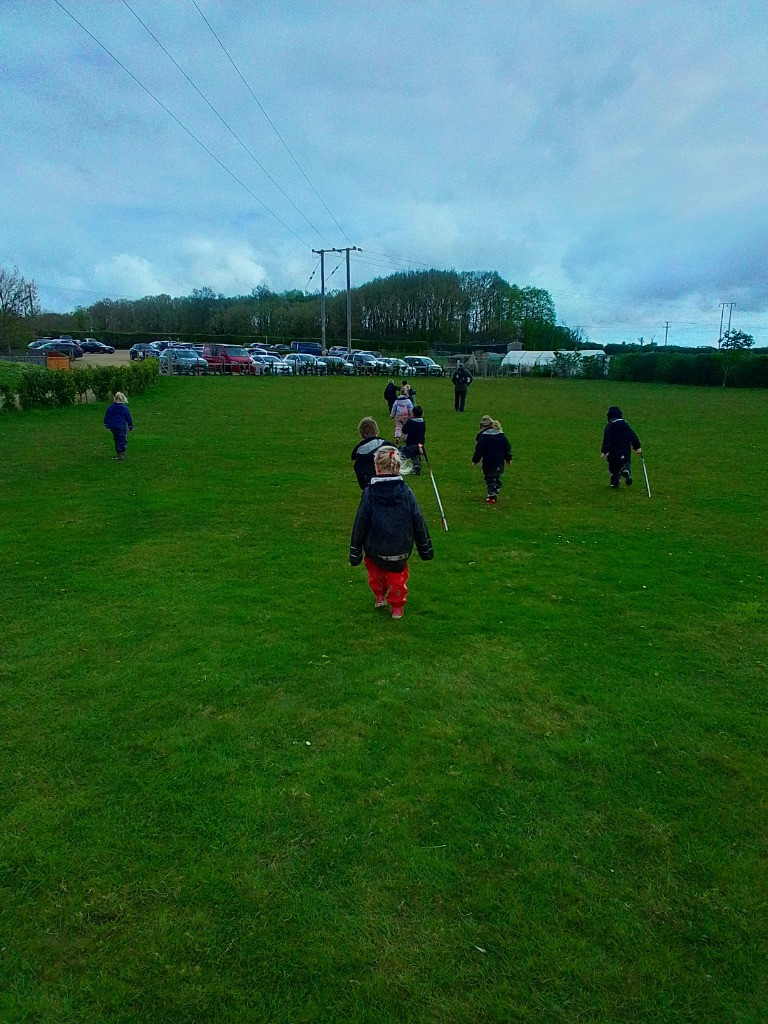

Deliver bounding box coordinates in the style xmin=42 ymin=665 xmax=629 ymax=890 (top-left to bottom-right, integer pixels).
xmin=608 ymin=351 xmax=768 ymax=388
xmin=0 ymin=359 xmax=159 ymax=412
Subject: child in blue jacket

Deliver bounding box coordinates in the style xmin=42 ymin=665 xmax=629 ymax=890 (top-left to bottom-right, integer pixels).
xmin=104 ymin=391 xmax=134 ymax=460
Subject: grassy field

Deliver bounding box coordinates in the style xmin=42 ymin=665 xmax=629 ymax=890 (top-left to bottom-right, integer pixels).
xmin=1 ymin=375 xmax=766 ymax=1023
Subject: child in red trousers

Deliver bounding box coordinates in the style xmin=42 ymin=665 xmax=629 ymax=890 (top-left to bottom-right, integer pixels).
xmin=349 ymin=446 xmax=433 ymax=619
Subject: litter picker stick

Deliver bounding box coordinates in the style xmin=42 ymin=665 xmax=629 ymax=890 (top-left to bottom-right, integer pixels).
xmin=641 ymin=456 xmax=651 ymax=498
xmin=419 ymin=444 xmax=448 ymax=532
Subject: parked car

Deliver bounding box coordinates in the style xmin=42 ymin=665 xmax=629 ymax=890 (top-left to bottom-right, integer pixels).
xmin=403 ymin=355 xmax=444 ymax=377
xmin=327 ymin=345 xmax=352 ymax=357
xmin=39 ymin=340 xmax=83 ymax=359
xmin=323 ymin=355 xmax=356 ymax=375
xmin=283 ymin=352 xmax=327 ymax=374
xmin=351 ymin=352 xmax=383 ymax=374
xmin=159 ymin=347 xmax=209 ymax=375
xmin=289 ymin=341 xmax=323 ymax=355
xmin=379 ymin=357 xmax=410 ymax=376
xmin=79 ymin=338 xmax=116 ymax=354
xmin=130 ymin=343 xmax=157 ymax=360
xmin=28 ymin=338 xmax=52 ymax=349
xmin=201 ymin=343 xmax=254 ymax=374
xmin=249 ymin=353 xmax=293 ymax=375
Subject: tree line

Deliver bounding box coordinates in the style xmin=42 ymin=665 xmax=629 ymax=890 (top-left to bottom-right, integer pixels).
xmin=5 ymin=265 xmax=584 ymax=351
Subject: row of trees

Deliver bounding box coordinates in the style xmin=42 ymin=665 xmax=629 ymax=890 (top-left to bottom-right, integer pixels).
xmin=22 ymin=268 xmax=579 ymax=349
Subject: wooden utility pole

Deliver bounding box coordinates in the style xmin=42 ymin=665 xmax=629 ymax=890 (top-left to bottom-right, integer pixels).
xmin=312 ymin=246 xmax=360 ymax=354
xmin=718 ymin=302 xmax=734 ymax=348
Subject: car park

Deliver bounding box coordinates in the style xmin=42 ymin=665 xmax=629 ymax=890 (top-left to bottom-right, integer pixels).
xmin=39 ymin=339 xmax=83 ymax=359
xmin=159 ymin=347 xmax=209 ymax=375
xmin=283 ymin=352 xmax=327 ymax=374
xmin=201 ymin=343 xmax=254 ymax=374
xmin=79 ymin=338 xmax=116 ymax=354
xmin=403 ymin=355 xmax=444 ymax=376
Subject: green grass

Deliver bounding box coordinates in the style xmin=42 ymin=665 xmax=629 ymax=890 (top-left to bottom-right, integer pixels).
xmin=1 ymin=376 xmax=767 ymax=1023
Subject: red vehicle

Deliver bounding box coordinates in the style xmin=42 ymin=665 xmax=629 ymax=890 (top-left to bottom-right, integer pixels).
xmin=201 ymin=343 xmax=254 ymax=375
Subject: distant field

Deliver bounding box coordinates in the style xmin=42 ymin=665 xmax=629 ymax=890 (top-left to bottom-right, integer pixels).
xmin=1 ymin=376 xmax=766 ymax=1023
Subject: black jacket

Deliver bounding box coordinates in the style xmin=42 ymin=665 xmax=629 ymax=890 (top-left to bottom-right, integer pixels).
xmin=472 ymin=428 xmax=512 ymax=474
xmin=401 ymin=417 xmax=426 ymax=447
xmin=384 ymin=382 xmax=398 ymax=407
xmin=351 ymin=436 xmax=387 ymax=489
xmin=350 ymin=476 xmax=434 ymax=572
xmin=451 ymin=366 xmax=473 ymax=391
xmin=601 ymin=418 xmax=640 ymax=462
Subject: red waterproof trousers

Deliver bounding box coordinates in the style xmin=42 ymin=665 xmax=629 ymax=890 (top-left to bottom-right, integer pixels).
xmin=364 ymin=557 xmax=409 ymax=612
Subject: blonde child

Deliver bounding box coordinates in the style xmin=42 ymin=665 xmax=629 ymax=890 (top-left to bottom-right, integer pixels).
xmin=103 ymin=391 xmax=134 ymax=461
xmin=349 ymin=446 xmax=433 ymax=619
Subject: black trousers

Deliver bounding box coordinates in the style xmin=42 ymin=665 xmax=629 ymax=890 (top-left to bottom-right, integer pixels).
xmin=454 ymin=388 xmax=467 ymax=411
xmin=608 ymin=456 xmax=630 ymax=486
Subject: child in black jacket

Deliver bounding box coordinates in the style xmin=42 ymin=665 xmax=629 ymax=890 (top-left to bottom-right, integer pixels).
xmin=601 ymin=406 xmax=642 ymax=488
xmin=471 ymin=415 xmax=512 ymax=504
xmin=350 ymin=446 xmax=433 ymax=619
xmin=103 ymin=391 xmax=134 ymax=460
xmin=400 ymin=405 xmax=426 ymax=476
xmin=351 ymin=417 xmax=387 ymax=489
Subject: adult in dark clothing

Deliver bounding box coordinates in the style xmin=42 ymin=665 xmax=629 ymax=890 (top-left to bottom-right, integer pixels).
xmin=601 ymin=406 xmax=642 ymax=488
xmin=103 ymin=391 xmax=134 ymax=460
xmin=471 ymin=415 xmax=512 ymax=504
xmin=401 ymin=405 xmax=426 ymax=476
xmin=350 ymin=445 xmax=433 ymax=619
xmin=351 ymin=417 xmax=387 ymax=489
xmin=384 ymin=380 xmax=398 ymax=413
xmin=451 ymin=361 xmax=473 ymax=411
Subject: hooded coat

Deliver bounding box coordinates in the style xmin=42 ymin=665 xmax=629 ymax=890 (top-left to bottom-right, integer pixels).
xmin=472 ymin=428 xmax=512 ymax=475
xmin=351 ymin=436 xmax=387 ymax=489
xmin=349 ymin=476 xmax=434 ymax=572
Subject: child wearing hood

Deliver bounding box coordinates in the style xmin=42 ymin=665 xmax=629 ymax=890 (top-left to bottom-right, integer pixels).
xmin=351 ymin=417 xmax=387 ymax=489
xmin=384 ymin=379 xmax=398 ymax=413
xmin=400 ymin=404 xmax=426 ymax=476
xmin=471 ymin=415 xmax=512 ymax=504
xmin=103 ymin=391 xmax=134 ymax=461
xmin=349 ymin=445 xmax=433 ymax=619
xmin=601 ymin=406 xmax=642 ymax=488
xmin=390 ymin=386 xmax=414 ymax=444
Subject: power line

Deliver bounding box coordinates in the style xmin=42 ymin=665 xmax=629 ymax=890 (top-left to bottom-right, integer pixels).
xmin=190 ymin=0 xmax=352 ymax=245
xmin=53 ymin=0 xmax=313 ymax=250
xmin=120 ymin=0 xmax=328 ymax=243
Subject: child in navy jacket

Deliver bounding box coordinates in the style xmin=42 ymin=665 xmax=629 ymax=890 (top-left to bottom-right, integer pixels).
xmin=104 ymin=391 xmax=134 ymax=460
xmin=601 ymin=406 xmax=642 ymax=488
xmin=471 ymin=415 xmax=512 ymax=504
xmin=350 ymin=446 xmax=433 ymax=619
xmin=400 ymin=405 xmax=426 ymax=476
xmin=351 ymin=417 xmax=387 ymax=489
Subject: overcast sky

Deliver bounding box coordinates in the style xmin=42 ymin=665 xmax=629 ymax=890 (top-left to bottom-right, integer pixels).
xmin=2 ymin=0 xmax=767 ymax=346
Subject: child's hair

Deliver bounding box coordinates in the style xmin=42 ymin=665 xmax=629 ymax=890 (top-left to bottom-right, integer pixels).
xmin=412 ymin=405 xmax=423 ymax=417
xmin=479 ymin=414 xmax=501 ymax=430
xmin=401 ymin=380 xmax=409 ymax=387
xmin=399 ymin=386 xmax=410 ymax=396
xmin=607 ymin=406 xmax=622 ymax=420
xmin=374 ymin=445 xmax=401 ymax=476
xmin=358 ymin=416 xmax=379 ymax=439
xmin=114 ymin=391 xmax=128 ymax=404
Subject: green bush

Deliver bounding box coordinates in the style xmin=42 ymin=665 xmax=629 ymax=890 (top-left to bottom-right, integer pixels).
xmin=3 ymin=359 xmax=159 ymax=412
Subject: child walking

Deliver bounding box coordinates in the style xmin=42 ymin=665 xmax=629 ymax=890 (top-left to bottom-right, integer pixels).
xmin=400 ymin=404 xmax=426 ymax=476
xmin=601 ymin=406 xmax=642 ymax=488
xmin=349 ymin=446 xmax=434 ymax=619
xmin=471 ymin=414 xmax=512 ymax=504
xmin=390 ymin=387 xmax=414 ymax=444
xmin=104 ymin=391 xmax=134 ymax=461
xmin=351 ymin=417 xmax=387 ymax=489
